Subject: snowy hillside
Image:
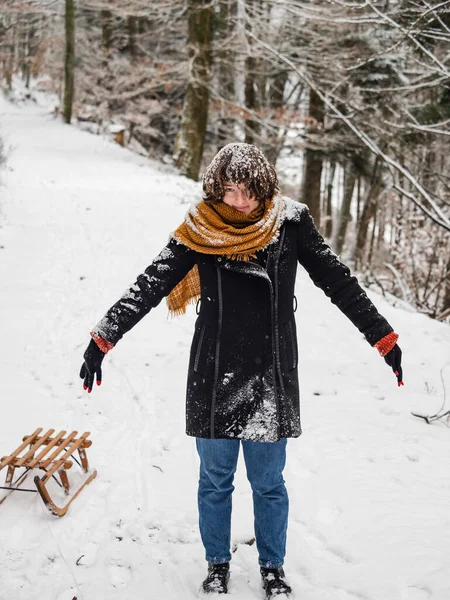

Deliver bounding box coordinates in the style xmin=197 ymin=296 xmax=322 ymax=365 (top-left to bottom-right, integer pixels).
xmin=0 ymin=95 xmax=449 ymax=600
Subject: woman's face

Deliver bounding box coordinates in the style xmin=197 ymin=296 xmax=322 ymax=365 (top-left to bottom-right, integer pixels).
xmin=222 ymin=182 xmax=259 ymax=214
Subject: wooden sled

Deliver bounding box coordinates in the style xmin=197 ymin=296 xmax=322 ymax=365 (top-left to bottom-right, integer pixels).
xmin=0 ymin=428 xmax=97 ymax=517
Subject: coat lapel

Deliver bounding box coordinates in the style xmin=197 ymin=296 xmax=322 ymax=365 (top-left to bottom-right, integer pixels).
xmin=216 ymin=223 xmax=286 ymax=284
xmin=218 ymin=258 xmax=272 ymax=285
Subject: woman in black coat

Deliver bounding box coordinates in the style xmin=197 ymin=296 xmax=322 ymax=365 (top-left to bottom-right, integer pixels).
xmin=80 ymin=143 xmax=403 ymax=598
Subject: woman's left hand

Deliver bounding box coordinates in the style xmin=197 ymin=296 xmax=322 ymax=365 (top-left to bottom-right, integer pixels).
xmin=80 ymin=339 xmax=105 ymax=393
xmin=384 ymin=344 xmax=404 ymax=386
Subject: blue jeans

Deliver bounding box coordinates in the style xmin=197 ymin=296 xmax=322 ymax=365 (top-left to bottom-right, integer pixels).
xmin=196 ymin=437 xmax=288 ymax=568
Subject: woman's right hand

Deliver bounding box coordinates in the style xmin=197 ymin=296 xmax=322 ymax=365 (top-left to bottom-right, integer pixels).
xmin=80 ymin=339 xmax=105 ymax=393
xmin=384 ymin=343 xmax=404 ymax=386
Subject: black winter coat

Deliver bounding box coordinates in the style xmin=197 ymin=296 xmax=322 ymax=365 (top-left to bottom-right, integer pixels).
xmin=92 ymin=199 xmax=394 ymax=442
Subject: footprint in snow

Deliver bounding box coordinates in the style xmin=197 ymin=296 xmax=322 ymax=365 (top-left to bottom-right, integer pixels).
xmin=30 ymin=370 xmax=56 ymax=397
xmin=331 ymin=589 xmax=369 ymax=600
xmin=325 ymin=543 xmax=358 ymax=565
xmin=335 ymin=434 xmax=354 ymax=443
xmin=76 ymin=541 xmax=99 ymax=567
xmin=109 ymin=558 xmax=132 ymax=588
xmin=56 ymin=589 xmax=79 ymax=600
xmin=316 ymin=505 xmax=342 ymax=526
xmin=406 ymin=453 xmax=420 ymax=463
xmin=91 ymin=411 xmax=109 ymax=430
xmin=401 ymin=586 xmax=432 ymax=600
xmin=379 ymin=405 xmax=401 ymax=416
xmin=401 ymin=435 xmax=420 ymax=444
xmin=5 ymin=549 xmax=27 ymax=571
xmin=297 ymin=526 xmax=358 ymax=565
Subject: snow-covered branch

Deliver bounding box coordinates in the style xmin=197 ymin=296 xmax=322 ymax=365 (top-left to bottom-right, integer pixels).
xmin=250 ymin=33 xmax=450 ymax=233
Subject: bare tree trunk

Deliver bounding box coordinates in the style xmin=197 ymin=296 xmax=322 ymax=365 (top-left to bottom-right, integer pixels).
xmin=63 ymin=0 xmax=75 ymax=125
xmin=353 ymin=156 xmax=381 ymax=268
xmin=356 ymin=175 xmax=361 ymax=222
xmin=244 ymin=54 xmax=259 ymax=144
xmin=18 ymin=16 xmax=27 ymax=82
xmin=367 ymin=204 xmax=378 ymax=268
xmin=299 ymin=89 xmax=325 ymax=227
xmin=22 ymin=23 xmax=32 ymax=87
xmin=215 ymin=0 xmax=237 ymax=148
xmin=376 ymin=192 xmax=386 ymax=251
xmin=264 ymin=70 xmax=289 ymax=164
xmin=244 ymin=0 xmax=260 ymax=144
xmin=333 ymin=163 xmax=356 ymax=255
xmin=175 ymin=0 xmax=212 ymax=181
xmin=441 ymin=256 xmax=450 ymax=311
xmin=127 ymin=16 xmax=137 ymax=61
xmin=324 ymin=160 xmax=336 ymax=238
xmin=5 ymin=24 xmax=15 ymax=89
xmin=101 ymin=9 xmax=113 ymax=54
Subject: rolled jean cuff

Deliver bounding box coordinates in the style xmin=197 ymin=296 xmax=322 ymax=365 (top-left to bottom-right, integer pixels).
xmin=259 ymin=558 xmax=284 ymax=569
xmin=206 ymin=555 xmax=231 ymax=564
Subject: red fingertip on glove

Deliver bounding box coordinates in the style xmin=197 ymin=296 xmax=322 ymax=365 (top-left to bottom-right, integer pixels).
xmin=97 ymin=380 xmax=102 ymax=386
xmin=398 ymin=381 xmax=404 ymax=387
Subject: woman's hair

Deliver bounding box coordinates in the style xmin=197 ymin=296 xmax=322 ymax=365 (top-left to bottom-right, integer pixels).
xmin=202 ymin=143 xmax=279 ymax=203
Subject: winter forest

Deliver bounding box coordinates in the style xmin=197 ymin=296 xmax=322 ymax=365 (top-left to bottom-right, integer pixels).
xmin=1 ymin=0 xmax=450 ymax=321
xmin=1 ymin=3 xmax=450 ymax=600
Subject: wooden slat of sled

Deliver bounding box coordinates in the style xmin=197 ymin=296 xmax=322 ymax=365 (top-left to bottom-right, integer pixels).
xmin=0 ymin=428 xmax=43 ymax=469
xmin=0 ymin=429 xmax=97 ymax=517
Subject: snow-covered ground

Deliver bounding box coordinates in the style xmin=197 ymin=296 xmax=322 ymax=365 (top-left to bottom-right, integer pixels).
xmin=0 ymin=95 xmax=449 ymax=600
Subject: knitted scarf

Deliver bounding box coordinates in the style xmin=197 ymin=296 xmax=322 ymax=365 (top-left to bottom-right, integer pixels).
xmin=167 ymin=195 xmax=285 ymax=316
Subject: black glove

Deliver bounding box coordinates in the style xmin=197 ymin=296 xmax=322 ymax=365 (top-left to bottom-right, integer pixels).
xmin=384 ymin=344 xmax=404 ymax=386
xmin=80 ymin=339 xmax=105 ymax=393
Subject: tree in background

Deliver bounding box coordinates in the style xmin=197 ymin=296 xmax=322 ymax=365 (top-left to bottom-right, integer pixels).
xmin=63 ymin=0 xmax=75 ymax=124
xmin=175 ymin=0 xmax=212 ymax=181
xmin=0 ymin=0 xmax=448 ymax=318
xmin=300 ymin=90 xmax=325 ymax=227
xmin=213 ymin=0 xmax=238 ymax=149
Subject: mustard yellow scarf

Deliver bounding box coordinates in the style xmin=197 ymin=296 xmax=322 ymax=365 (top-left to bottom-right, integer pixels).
xmin=167 ymin=195 xmax=285 ymax=316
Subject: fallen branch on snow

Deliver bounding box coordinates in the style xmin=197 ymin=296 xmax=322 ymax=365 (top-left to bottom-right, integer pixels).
xmin=412 ymin=366 xmax=450 ymax=425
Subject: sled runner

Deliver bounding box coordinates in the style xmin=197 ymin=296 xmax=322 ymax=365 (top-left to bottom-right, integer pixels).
xmin=0 ymin=428 xmax=97 ymax=517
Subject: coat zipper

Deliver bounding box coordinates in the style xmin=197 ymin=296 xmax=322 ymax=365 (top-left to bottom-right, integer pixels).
xmin=193 ymin=326 xmax=206 ymax=372
xmin=288 ymin=320 xmax=298 ymax=370
xmin=274 ymin=227 xmax=286 ymax=395
xmin=210 ymin=264 xmax=223 ymax=438
xmin=272 ymin=226 xmax=286 ymax=439
xmin=266 ymin=276 xmax=279 ymax=430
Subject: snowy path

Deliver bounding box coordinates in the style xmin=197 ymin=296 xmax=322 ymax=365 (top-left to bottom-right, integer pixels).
xmin=0 ymin=96 xmax=449 ymax=600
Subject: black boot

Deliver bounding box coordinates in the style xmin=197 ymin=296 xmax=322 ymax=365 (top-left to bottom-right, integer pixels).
xmin=260 ymin=567 xmax=292 ymax=598
xmin=201 ymin=562 xmax=230 ymax=594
